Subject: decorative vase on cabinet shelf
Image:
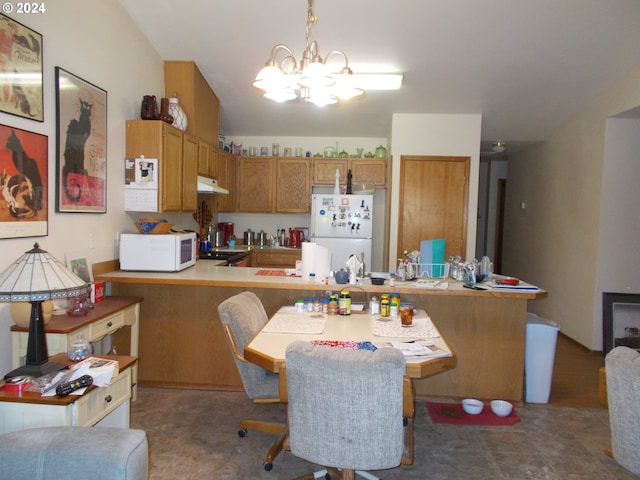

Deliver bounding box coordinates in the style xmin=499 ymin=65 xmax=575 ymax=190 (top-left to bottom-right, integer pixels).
xmin=168 ymin=96 xmax=188 ymax=131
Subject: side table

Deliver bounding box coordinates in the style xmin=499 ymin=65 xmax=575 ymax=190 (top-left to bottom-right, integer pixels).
xmin=0 ymin=354 xmax=137 ymax=434
xmin=11 ymin=296 xmax=142 ymax=399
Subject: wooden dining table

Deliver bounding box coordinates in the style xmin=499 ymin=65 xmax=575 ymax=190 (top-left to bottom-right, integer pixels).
xmin=244 ymin=307 xmax=457 ymax=465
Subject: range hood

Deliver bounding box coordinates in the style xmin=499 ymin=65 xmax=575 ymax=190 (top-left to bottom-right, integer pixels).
xmin=197 ymin=176 xmax=228 ymax=194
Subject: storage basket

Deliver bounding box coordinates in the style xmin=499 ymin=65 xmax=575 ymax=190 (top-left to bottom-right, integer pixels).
xmin=411 ymin=263 xmax=450 ymax=279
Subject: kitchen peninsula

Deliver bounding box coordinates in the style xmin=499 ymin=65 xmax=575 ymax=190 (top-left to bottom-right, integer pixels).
xmin=96 ymin=263 xmax=546 ymax=403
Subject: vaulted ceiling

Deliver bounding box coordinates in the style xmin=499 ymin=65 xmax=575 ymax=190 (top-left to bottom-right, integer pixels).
xmin=120 ymin=0 xmax=640 ymax=156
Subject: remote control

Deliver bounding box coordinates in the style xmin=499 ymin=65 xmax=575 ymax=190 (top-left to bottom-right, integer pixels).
xmin=56 ymin=375 xmax=93 ymax=396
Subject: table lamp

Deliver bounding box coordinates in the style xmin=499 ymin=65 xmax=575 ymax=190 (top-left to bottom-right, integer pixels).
xmin=0 ymin=243 xmax=89 ymax=379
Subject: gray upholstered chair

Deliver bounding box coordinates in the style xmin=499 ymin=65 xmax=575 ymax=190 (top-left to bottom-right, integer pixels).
xmin=218 ymin=291 xmax=286 ymax=471
xmin=283 ymin=340 xmax=406 ymax=480
xmin=605 ymin=346 xmax=640 ymax=475
xmin=0 ymin=427 xmax=148 ymax=480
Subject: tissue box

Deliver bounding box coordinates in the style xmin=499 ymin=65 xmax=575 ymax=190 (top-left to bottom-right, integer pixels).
xmin=91 ymin=281 xmax=104 ymax=303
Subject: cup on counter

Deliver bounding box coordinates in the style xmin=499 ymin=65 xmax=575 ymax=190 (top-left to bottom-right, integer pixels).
xmin=228 ymin=239 xmax=236 ymax=249
xmin=399 ymin=302 xmax=414 ymax=327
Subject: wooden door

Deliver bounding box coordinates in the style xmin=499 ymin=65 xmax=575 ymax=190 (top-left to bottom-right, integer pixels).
xmin=398 ymin=155 xmax=469 ymax=260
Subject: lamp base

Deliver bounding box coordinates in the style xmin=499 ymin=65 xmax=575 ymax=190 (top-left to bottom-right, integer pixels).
xmin=4 ymin=361 xmax=67 ymax=380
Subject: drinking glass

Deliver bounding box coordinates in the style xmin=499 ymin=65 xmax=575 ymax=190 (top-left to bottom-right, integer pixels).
xmin=399 ymin=302 xmax=414 ymax=327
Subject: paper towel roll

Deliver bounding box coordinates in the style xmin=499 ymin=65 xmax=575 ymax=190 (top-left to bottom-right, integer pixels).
xmin=302 ymin=242 xmax=332 ymax=281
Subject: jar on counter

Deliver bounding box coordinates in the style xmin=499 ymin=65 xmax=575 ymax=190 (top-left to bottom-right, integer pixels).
xmin=321 ymin=298 xmax=329 ymax=314
xmin=390 ymin=301 xmax=399 ymax=317
xmin=389 ymin=273 xmax=396 ymax=287
xmin=328 ymin=295 xmax=339 ymax=315
xmin=306 ymin=298 xmax=314 ymax=312
xmin=313 ymin=297 xmax=321 ymax=312
xmin=380 ymin=295 xmax=390 ymax=317
xmin=369 ymin=296 xmax=380 ymax=315
xmin=390 ymin=292 xmax=401 ymax=308
xmin=339 ymin=290 xmax=351 ymax=316
xmin=295 ymin=299 xmax=305 ymax=312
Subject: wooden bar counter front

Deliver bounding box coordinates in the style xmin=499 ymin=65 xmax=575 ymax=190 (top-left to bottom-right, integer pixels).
xmin=97 ymin=263 xmax=546 ymax=403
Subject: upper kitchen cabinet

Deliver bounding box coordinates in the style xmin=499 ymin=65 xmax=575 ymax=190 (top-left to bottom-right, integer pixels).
xmin=126 ymin=120 xmax=193 ymax=213
xmin=276 ymin=158 xmax=312 ymax=213
xmin=217 ymin=150 xmax=236 ymax=213
xmin=349 ymin=158 xmax=387 ymax=186
xmin=313 ymin=158 xmax=387 ymax=186
xmin=197 ymin=140 xmax=210 ymax=176
xmin=236 ymin=156 xmax=275 ymax=213
xmin=164 ymin=61 xmax=219 ymax=145
xmin=236 ymin=157 xmax=312 ymax=213
xmin=182 ymin=133 xmax=198 ymax=212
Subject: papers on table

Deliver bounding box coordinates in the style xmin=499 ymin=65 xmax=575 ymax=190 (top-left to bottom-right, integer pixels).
xmin=374 ymin=340 xmax=451 ymax=359
xmin=40 ymin=357 xmax=118 ymax=397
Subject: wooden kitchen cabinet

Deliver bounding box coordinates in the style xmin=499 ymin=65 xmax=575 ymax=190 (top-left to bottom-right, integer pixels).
xmin=164 ymin=61 xmax=220 ymax=145
xmin=251 ymin=248 xmax=302 ymax=268
xmin=237 ymin=156 xmax=275 ymax=212
xmin=197 ymin=140 xmax=210 ymax=176
xmin=275 ymin=157 xmax=312 ymax=213
xmin=217 ymin=150 xmax=236 ymax=212
xmin=208 ymin=146 xmax=219 ymax=178
xmin=312 ymin=157 xmax=387 ymax=186
xmin=313 ymin=158 xmax=348 ymax=185
xmin=126 ymin=120 xmax=185 ymax=212
xmin=350 ymin=158 xmax=387 ymax=186
xmin=182 ymin=133 xmax=198 ymax=212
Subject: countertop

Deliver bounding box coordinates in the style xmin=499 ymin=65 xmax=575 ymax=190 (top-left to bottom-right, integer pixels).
xmin=97 ymin=262 xmax=546 ymax=299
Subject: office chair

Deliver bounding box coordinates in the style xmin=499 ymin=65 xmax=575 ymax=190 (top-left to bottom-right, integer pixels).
xmin=218 ymin=291 xmax=286 ymax=471
xmin=283 ymin=340 xmax=406 ymax=480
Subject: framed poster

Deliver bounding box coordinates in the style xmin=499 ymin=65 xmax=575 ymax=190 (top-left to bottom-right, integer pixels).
xmin=0 ymin=14 xmax=43 ymax=121
xmin=0 ymin=124 xmax=47 ymax=238
xmin=55 ymin=67 xmax=107 ymax=213
xmin=603 ymin=292 xmax=640 ymax=357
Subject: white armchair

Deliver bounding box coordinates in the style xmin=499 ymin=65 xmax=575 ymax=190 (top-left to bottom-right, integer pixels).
xmin=605 ymin=346 xmax=640 ymax=475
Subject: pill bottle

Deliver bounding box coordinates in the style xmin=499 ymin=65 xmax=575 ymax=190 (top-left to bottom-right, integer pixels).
xmin=306 ymin=298 xmax=314 ymax=312
xmin=380 ymin=295 xmax=390 ymax=317
xmin=321 ymin=298 xmax=329 ymax=314
xmin=390 ymin=301 xmax=398 ymax=317
xmin=338 ymin=290 xmax=351 ymax=316
xmin=328 ymin=295 xmax=339 ymax=315
xmin=313 ymin=297 xmax=321 ymax=312
xmin=389 ymin=273 xmax=396 ymax=287
xmin=295 ymin=299 xmax=305 ymax=312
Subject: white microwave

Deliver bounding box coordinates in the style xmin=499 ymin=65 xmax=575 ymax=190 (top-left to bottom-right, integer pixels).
xmin=119 ymin=232 xmax=197 ymax=272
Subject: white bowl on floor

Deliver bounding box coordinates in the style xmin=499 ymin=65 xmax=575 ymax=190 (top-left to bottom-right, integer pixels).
xmin=490 ymin=400 xmax=513 ymax=417
xmin=462 ymin=398 xmax=483 ymax=415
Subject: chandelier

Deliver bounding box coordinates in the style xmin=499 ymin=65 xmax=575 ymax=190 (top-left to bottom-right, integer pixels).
xmin=252 ymin=0 xmax=364 ymax=106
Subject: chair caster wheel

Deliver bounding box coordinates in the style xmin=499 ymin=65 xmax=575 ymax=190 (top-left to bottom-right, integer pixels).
xmin=264 ymin=462 xmax=273 ymax=471
xmin=238 ymin=428 xmax=247 ymax=438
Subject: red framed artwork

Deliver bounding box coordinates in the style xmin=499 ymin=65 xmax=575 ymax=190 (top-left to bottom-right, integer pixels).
xmin=55 ymin=67 xmax=107 ymax=213
xmin=0 ymin=124 xmax=48 ymax=238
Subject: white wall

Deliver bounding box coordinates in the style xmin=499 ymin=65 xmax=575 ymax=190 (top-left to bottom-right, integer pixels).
xmin=0 ymin=0 xmax=165 ymax=374
xmin=388 ymin=113 xmax=482 ymax=270
xmin=504 ymin=64 xmax=640 ymax=349
xmin=593 ymin=116 xmax=640 ymax=347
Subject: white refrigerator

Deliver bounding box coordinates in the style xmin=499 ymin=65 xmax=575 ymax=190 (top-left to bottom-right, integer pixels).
xmin=310 ymin=194 xmax=373 ymax=273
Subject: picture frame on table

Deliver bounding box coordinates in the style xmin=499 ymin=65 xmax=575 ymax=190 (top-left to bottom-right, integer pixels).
xmin=65 ymin=252 xmax=93 ymax=283
xmin=0 ymin=14 xmax=43 ymax=122
xmin=602 ymin=292 xmax=640 ymax=357
xmin=0 ymin=123 xmax=48 ymax=238
xmin=55 ymin=66 xmax=107 ymax=213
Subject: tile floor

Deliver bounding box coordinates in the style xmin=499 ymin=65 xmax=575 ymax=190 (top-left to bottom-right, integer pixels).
xmin=130 ymin=387 xmax=638 ymax=479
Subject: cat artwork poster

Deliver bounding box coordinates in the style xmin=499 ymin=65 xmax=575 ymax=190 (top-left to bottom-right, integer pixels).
xmin=0 ymin=124 xmax=48 ymax=238
xmin=55 ymin=67 xmax=107 ymax=213
xmin=0 ymin=14 xmax=43 ymax=122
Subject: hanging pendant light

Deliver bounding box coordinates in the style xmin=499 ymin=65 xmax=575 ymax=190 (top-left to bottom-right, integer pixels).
xmin=253 ymin=0 xmax=364 ymax=105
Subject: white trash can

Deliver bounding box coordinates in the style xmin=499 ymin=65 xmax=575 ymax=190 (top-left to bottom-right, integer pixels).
xmin=525 ymin=313 xmax=560 ymax=403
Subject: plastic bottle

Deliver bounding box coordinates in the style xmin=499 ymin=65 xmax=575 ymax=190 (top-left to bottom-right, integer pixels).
xmin=339 ymin=290 xmax=351 ymax=315
xmin=369 ymin=296 xmax=380 ymax=315
xmin=380 ymin=295 xmax=390 ymax=317
xmin=390 ymin=301 xmax=398 ymax=317
xmin=397 ymin=260 xmax=406 ymax=281
xmin=389 ymin=273 xmax=396 ymax=286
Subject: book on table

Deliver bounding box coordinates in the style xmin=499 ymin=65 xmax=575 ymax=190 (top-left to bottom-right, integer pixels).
xmin=373 ymin=340 xmax=452 ymax=359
